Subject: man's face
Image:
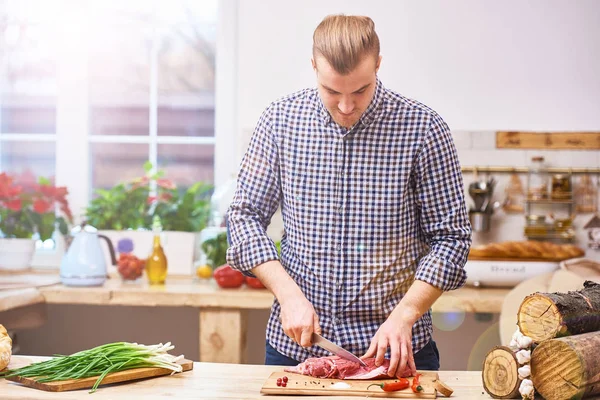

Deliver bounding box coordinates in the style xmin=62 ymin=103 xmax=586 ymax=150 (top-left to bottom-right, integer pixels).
xmin=313 ymin=54 xmax=381 ymax=129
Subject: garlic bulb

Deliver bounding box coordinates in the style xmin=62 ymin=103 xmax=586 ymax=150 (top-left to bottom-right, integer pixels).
xmin=519 ymin=379 xmax=534 ymax=400
xmin=518 ymin=364 xmax=531 ymax=379
xmin=516 ymin=335 xmax=533 ymax=349
xmin=516 ymin=349 xmax=531 ymax=364
xmin=510 ymin=328 xmax=533 ymax=350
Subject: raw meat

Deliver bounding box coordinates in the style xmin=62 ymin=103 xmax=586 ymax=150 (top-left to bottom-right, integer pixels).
xmin=284 ymin=356 xmax=411 ymax=380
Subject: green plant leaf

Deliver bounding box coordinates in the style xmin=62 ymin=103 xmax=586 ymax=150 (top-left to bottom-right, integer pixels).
xmin=143 ymin=161 xmax=153 ymax=173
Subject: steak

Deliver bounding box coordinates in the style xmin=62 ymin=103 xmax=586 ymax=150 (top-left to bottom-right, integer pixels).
xmin=284 ymin=356 xmax=411 ymax=380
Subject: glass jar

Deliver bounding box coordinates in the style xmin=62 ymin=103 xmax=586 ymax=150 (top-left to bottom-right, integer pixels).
xmin=524 ymin=214 xmax=548 ymax=236
xmin=551 ymin=174 xmax=572 ymax=200
xmin=527 ymin=156 xmax=549 ymax=200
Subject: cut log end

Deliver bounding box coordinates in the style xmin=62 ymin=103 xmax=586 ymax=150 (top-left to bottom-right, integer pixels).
xmin=517 ymin=294 xmax=562 ymax=343
xmin=482 ymin=346 xmax=521 ymax=399
xmin=531 ymin=338 xmax=584 ymax=400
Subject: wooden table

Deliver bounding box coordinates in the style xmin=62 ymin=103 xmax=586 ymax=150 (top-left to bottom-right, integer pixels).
xmin=1 ymin=272 xmax=510 ymax=364
xmin=0 ymin=355 xmax=489 ymax=399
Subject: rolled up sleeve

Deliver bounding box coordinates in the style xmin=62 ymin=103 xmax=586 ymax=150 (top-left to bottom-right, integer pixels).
xmin=413 ymin=114 xmax=472 ymax=291
xmin=226 ymin=105 xmax=281 ymax=274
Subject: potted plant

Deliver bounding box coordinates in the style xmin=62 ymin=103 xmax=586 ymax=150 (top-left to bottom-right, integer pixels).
xmin=85 ymin=162 xmax=213 ymax=275
xmin=0 ymin=172 xmax=73 ymax=270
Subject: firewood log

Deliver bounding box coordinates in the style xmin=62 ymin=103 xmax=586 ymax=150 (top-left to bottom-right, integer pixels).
xmin=531 ymin=331 xmax=600 ymax=400
xmin=482 ymin=346 xmax=521 ymax=399
xmin=517 ymin=280 xmax=600 ymax=343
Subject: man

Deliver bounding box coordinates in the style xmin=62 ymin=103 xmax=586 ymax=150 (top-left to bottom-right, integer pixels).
xmin=226 ymin=14 xmax=471 ymax=376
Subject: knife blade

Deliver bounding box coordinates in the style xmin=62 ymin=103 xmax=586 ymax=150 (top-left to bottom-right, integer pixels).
xmin=312 ymin=333 xmax=367 ymax=367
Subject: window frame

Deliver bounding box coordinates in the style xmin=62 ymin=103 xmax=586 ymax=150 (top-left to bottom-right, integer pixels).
xmin=0 ymin=0 xmax=238 ymax=224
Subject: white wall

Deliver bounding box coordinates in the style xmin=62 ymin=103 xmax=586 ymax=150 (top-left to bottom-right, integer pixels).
xmin=230 ymin=0 xmax=600 ymax=172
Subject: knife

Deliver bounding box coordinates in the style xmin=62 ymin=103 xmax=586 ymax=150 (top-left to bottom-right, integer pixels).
xmin=312 ymin=333 xmax=368 ymax=367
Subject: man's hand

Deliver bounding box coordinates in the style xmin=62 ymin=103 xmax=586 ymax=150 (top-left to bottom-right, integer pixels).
xmin=362 ymin=280 xmax=443 ymax=377
xmin=362 ymin=313 xmax=416 ymax=377
xmin=251 ymin=259 xmax=321 ymax=347
xmin=280 ymin=296 xmax=321 ymax=347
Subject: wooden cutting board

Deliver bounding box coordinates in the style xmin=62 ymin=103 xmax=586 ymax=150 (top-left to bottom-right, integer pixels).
xmin=261 ymin=370 xmax=438 ymax=398
xmin=5 ymin=359 xmax=193 ymax=392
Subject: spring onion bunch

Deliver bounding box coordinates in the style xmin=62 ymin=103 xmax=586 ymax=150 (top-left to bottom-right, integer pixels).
xmin=0 ymin=342 xmax=184 ymax=393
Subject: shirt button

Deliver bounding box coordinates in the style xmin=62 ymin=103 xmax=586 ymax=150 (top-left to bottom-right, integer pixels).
xmin=336 ymin=244 xmax=342 ymax=252
xmin=337 ymin=206 xmax=343 ymax=214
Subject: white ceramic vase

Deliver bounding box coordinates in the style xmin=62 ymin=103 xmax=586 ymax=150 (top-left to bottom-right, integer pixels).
xmin=0 ymin=238 xmax=36 ymax=271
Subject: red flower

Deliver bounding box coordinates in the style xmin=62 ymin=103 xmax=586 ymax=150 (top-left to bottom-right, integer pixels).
xmin=33 ymin=198 xmax=54 ymax=214
xmin=157 ymin=178 xmax=176 ymax=190
xmin=3 ymin=199 xmax=22 ymax=211
xmin=0 ymin=173 xmax=22 ymax=199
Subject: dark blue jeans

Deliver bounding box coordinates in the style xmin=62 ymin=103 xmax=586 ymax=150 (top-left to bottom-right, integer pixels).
xmin=265 ymin=339 xmax=440 ymax=370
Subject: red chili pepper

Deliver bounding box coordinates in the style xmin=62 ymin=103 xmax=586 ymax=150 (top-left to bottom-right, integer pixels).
xmin=367 ymin=378 xmax=410 ymax=392
xmin=411 ymin=373 xmax=423 ymax=393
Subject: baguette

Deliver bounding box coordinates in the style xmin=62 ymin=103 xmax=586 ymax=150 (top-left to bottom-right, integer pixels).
xmin=468 ymin=241 xmax=584 ymax=261
xmin=0 ymin=324 xmax=11 ymax=370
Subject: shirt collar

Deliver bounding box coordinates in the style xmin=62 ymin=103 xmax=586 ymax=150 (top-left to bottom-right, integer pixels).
xmin=315 ymin=77 xmax=384 ymax=129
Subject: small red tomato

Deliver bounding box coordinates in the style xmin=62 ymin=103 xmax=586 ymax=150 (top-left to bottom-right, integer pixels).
xmin=245 ymin=276 xmax=266 ymax=289
xmin=213 ymin=265 xmax=245 ymax=289
xmin=282 ymin=376 xmax=288 ymax=383
xmin=281 ymin=382 xmax=287 ymax=387
xmin=276 ymin=378 xmax=282 ymax=387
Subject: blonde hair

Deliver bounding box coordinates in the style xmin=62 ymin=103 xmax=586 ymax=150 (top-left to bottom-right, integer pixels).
xmin=312 ymin=15 xmax=380 ymax=75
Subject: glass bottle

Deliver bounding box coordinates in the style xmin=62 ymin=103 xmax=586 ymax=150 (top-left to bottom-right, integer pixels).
xmin=527 ymin=156 xmax=549 ymax=200
xmin=146 ymin=216 xmax=168 ymax=285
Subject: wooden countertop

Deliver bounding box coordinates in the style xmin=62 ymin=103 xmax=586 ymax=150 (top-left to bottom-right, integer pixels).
xmin=0 ymin=271 xmax=509 ymax=313
xmin=1 ymin=356 xmax=489 ymax=399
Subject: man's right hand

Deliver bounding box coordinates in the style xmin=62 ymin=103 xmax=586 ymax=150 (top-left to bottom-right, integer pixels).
xmin=280 ymin=296 xmax=321 ymax=347
xmin=251 ymin=259 xmax=321 ymax=348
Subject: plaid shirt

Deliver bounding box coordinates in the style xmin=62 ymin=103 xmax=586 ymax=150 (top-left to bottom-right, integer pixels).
xmin=227 ymin=78 xmax=471 ymax=362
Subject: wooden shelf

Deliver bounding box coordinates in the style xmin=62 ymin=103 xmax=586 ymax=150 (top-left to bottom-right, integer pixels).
xmin=524 ymin=231 xmax=576 ymax=240
xmin=526 ymin=198 xmax=574 ymax=205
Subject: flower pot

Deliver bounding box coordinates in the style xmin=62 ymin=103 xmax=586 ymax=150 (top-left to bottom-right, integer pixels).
xmin=98 ymin=230 xmax=201 ymax=276
xmin=0 ymin=238 xmax=36 ymax=271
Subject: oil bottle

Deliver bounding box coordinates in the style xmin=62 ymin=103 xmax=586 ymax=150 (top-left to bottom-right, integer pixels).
xmin=146 ymin=215 xmax=168 ymax=285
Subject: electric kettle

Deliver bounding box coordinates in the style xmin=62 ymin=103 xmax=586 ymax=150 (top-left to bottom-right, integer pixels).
xmin=60 ymin=223 xmax=117 ymax=286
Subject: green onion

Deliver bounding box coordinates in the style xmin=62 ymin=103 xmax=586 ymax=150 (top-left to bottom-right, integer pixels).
xmin=0 ymin=342 xmax=183 ymax=393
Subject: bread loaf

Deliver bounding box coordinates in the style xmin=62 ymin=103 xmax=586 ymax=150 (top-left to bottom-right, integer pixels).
xmin=468 ymin=241 xmax=585 ymax=261
xmin=0 ymin=324 xmax=11 ymax=370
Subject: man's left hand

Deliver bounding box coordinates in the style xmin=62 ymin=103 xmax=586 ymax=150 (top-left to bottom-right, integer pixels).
xmin=361 ymin=313 xmax=416 ymax=377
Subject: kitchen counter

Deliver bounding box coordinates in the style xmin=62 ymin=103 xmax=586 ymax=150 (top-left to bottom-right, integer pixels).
xmin=1 ymin=271 xmax=510 ymax=363
xmin=1 ymin=355 xmax=489 ymax=399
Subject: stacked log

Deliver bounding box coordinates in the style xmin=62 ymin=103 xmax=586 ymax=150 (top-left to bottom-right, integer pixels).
xmin=482 ymin=346 xmax=521 ymax=399
xmin=531 ymin=331 xmax=600 ymax=400
xmin=517 ymin=281 xmax=600 ymax=343
xmin=482 ymin=281 xmax=600 ymax=399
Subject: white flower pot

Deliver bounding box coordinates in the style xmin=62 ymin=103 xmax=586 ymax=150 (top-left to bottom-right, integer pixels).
xmin=0 ymin=238 xmax=36 ymax=271
xmin=98 ymin=230 xmax=201 ymax=276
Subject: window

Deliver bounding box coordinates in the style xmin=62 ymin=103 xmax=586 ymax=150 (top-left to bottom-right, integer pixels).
xmin=0 ymin=0 xmax=58 ymax=178
xmin=1 ymin=0 xmax=218 ymax=221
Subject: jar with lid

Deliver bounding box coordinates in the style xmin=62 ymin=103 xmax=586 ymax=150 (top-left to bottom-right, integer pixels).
xmin=524 ymin=214 xmax=548 ymax=237
xmin=551 ymin=174 xmax=572 ymax=200
xmin=527 ymin=156 xmax=549 ymax=200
